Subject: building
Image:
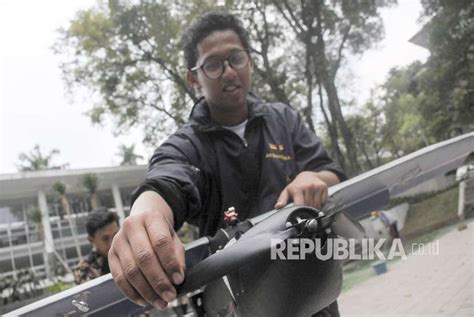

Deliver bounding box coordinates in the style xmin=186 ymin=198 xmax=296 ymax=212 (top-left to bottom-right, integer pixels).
xmin=0 ymin=165 xmax=146 ymax=279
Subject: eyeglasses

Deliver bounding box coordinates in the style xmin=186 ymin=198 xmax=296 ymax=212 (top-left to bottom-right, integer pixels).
xmin=191 ymin=50 xmax=250 ymax=79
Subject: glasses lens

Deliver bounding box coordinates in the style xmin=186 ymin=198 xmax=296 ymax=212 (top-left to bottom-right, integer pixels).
xmin=229 ymin=51 xmax=249 ymax=70
xmin=203 ymin=59 xmax=223 ymax=79
xmin=201 ymin=50 xmax=249 ymax=79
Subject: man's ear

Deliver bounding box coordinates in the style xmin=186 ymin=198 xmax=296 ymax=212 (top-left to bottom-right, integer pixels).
xmin=186 ymin=70 xmax=200 ymax=89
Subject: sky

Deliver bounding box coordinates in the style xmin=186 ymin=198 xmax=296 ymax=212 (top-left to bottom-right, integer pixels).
xmin=0 ymin=0 xmax=429 ymax=174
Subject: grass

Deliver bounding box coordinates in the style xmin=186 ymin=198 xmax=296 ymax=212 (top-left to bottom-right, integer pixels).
xmin=342 ymin=186 xmax=465 ymax=292
xmin=46 ymin=281 xmax=75 ymax=294
xmin=400 ymin=186 xmax=459 ymax=238
xmin=342 ymin=263 xmax=374 ymax=292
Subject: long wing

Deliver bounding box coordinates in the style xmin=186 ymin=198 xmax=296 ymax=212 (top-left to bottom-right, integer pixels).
xmin=6 ymin=132 xmax=473 ymax=317
xmin=327 ymin=132 xmax=473 ymax=219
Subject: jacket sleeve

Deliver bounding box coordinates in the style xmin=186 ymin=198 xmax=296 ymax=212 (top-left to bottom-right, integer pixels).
xmin=285 ymin=107 xmax=347 ymax=182
xmin=130 ymin=132 xmax=205 ymax=231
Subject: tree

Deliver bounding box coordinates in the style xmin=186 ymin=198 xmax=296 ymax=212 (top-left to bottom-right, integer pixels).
xmin=262 ymin=0 xmax=397 ymax=175
xmin=116 ymin=144 xmax=144 ymax=166
xmin=17 ymin=144 xmax=68 ymax=171
xmin=57 ymin=0 xmax=396 ymax=175
xmin=28 ymin=207 xmax=43 ymax=240
xmin=52 ymin=182 xmax=83 ymax=260
xmin=55 ymin=0 xmax=218 ymax=145
xmin=346 ymin=100 xmax=387 ymax=171
xmin=417 ymin=0 xmax=474 ymax=140
xmin=82 ymin=174 xmax=100 ymax=210
xmin=379 ymin=63 xmax=431 ymax=156
xmin=349 ymin=62 xmax=432 ymax=168
xmin=352 ymin=0 xmax=474 ymax=165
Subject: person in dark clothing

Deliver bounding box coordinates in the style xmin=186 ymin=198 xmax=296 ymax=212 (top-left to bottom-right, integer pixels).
xmin=108 ymin=11 xmax=345 ymax=314
xmin=74 ymin=211 xmax=119 ymax=284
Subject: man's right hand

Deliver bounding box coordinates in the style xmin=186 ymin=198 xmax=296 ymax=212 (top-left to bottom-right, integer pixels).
xmin=108 ymin=191 xmax=186 ymax=310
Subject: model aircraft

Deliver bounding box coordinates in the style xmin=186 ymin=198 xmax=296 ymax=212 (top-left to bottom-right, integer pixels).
xmin=5 ymin=132 xmax=473 ymax=317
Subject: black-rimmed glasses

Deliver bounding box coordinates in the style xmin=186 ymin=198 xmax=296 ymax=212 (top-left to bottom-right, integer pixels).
xmin=191 ymin=50 xmax=250 ymax=79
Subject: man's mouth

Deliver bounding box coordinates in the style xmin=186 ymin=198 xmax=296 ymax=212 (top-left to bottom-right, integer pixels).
xmin=223 ymin=84 xmax=241 ymax=93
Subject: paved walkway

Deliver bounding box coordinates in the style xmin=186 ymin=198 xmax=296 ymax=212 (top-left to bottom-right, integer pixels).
xmin=338 ymin=221 xmax=474 ymax=316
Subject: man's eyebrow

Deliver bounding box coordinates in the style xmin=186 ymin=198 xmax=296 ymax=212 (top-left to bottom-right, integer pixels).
xmin=201 ymin=49 xmax=244 ymax=63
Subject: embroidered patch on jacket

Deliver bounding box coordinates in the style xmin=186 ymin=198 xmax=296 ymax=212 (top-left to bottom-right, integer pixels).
xmin=266 ymin=143 xmax=292 ymax=161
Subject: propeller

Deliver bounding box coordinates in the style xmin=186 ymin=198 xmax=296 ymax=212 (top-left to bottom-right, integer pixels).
xmin=177 ymin=206 xmax=300 ymax=294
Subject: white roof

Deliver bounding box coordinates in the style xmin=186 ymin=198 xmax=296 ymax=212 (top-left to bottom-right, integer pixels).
xmin=0 ymin=165 xmax=147 ymax=201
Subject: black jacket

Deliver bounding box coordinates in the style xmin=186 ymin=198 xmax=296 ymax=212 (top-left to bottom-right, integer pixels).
xmin=132 ymin=94 xmax=345 ymax=237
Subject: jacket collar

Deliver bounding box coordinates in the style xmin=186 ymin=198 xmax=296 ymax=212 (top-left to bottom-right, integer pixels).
xmin=189 ymin=92 xmax=268 ymax=131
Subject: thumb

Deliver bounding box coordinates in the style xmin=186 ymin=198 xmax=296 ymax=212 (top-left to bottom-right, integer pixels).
xmin=275 ymin=188 xmax=289 ymax=209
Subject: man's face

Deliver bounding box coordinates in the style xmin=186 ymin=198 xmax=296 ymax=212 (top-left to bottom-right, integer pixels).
xmin=187 ymin=30 xmax=252 ymax=119
xmin=89 ymin=221 xmax=120 ymax=257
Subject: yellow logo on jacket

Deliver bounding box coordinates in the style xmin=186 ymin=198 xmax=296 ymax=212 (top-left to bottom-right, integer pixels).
xmin=266 ymin=143 xmax=291 ymax=161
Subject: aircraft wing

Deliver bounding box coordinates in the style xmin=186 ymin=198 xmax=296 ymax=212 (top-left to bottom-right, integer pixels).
xmin=5 ymin=132 xmax=473 ymax=316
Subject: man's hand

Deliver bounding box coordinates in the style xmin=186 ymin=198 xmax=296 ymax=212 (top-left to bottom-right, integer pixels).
xmin=274 ymin=171 xmax=340 ymax=209
xmin=108 ymin=191 xmax=185 ymax=310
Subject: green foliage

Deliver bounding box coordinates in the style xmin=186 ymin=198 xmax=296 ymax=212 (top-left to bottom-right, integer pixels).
xmin=46 ymin=281 xmax=73 ymax=294
xmin=239 ymin=0 xmax=397 ymax=175
xmin=82 ymin=173 xmax=100 ymax=210
xmin=17 ymin=145 xmax=67 ymax=172
xmin=380 ymin=63 xmax=431 ymax=157
xmin=417 ymin=0 xmax=474 ymax=139
xmin=347 ymin=101 xmax=388 ymax=170
xmin=400 ymin=186 xmax=459 ymax=238
xmin=349 ymin=61 xmax=431 ymax=170
xmin=55 ymin=0 xmax=218 ymax=145
xmin=28 ymin=207 xmax=42 ymax=225
xmin=56 ymin=0 xmax=471 ymax=174
xmin=56 ymin=0 xmax=394 ymax=162
xmin=351 ymin=0 xmax=473 ymax=169
xmin=52 ymin=182 xmax=66 ymax=196
xmin=82 ymin=174 xmax=99 ymax=194
xmin=116 ymin=144 xmax=143 ymax=166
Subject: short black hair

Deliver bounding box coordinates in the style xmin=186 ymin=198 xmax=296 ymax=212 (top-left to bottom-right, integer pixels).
xmin=181 ymin=11 xmax=251 ymax=70
xmin=86 ymin=211 xmax=119 ymax=237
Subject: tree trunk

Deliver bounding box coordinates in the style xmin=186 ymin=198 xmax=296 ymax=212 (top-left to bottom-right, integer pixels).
xmin=318 ymin=82 xmax=347 ymax=172
xmin=303 ymin=47 xmax=316 ymax=132
xmin=321 ymin=77 xmax=359 ymax=175
xmin=90 ymin=193 xmax=99 ymax=211
xmin=61 ymin=196 xmax=83 ymax=261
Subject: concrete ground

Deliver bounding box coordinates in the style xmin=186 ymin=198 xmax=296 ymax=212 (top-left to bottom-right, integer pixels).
xmin=338 ymin=221 xmax=474 ymax=316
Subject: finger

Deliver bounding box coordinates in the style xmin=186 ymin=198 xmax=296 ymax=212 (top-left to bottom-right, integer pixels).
xmin=109 ymin=249 xmax=147 ymax=307
xmin=146 ymin=218 xmax=185 ymax=286
xmin=321 ymin=187 xmax=329 ymax=207
xmin=126 ymin=220 xmax=177 ymax=303
xmin=275 ymin=187 xmax=289 ymax=209
xmin=118 ymin=242 xmax=167 ymax=309
xmin=291 ymin=189 xmax=305 ymax=206
xmin=304 ymin=188 xmax=317 ymax=209
xmin=172 ymin=234 xmax=186 ymax=285
xmin=119 ymin=220 xmax=169 ymax=308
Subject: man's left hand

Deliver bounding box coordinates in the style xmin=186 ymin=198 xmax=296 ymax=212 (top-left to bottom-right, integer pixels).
xmin=274 ymin=171 xmax=339 ymax=209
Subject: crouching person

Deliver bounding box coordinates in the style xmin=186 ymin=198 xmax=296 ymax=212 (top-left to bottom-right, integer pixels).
xmin=74 ymin=211 xmax=120 ymax=284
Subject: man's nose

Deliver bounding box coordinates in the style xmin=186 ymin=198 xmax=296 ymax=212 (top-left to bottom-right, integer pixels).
xmin=221 ymin=60 xmax=238 ymax=79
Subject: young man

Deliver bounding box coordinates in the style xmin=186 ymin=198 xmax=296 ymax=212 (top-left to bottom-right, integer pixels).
xmin=109 ymin=12 xmax=345 ymax=314
xmin=74 ymin=211 xmax=120 ymax=284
